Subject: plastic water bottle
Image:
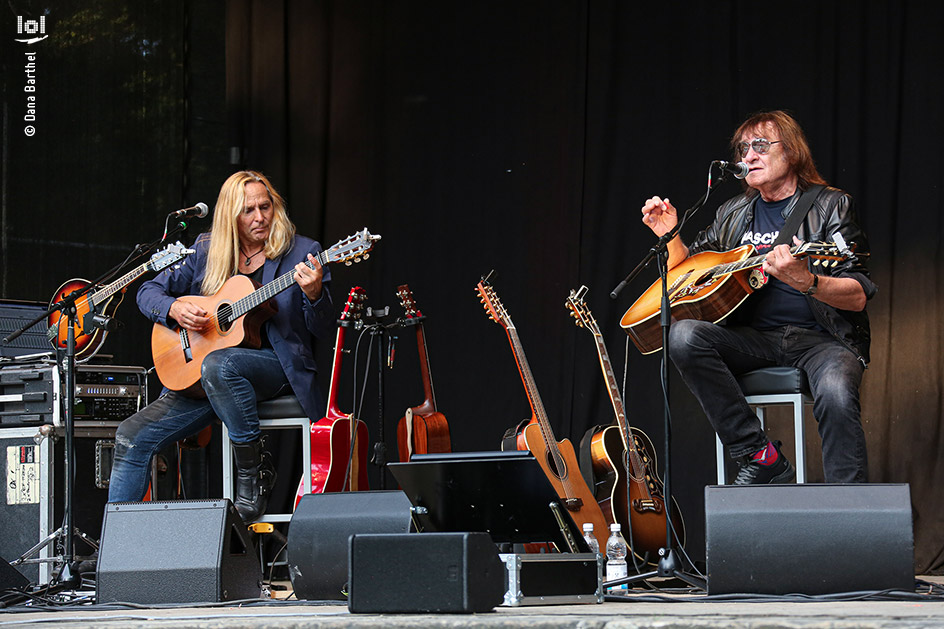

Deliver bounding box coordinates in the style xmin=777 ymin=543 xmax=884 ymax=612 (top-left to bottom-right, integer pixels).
xmin=605 ymin=522 xmax=629 ymax=592
xmin=582 ymin=522 xmax=600 ymax=555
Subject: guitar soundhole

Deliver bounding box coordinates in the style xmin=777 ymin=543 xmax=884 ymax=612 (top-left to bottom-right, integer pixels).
xmin=217 ymin=303 xmax=233 ymax=332
xmin=545 ymin=449 xmax=565 ymax=480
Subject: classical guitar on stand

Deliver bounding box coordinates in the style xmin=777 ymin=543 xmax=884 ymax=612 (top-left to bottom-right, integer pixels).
xmin=476 ymin=277 xmax=609 ymax=545
xmin=47 ymin=241 xmax=193 ymax=362
xmin=566 ymin=285 xmax=685 ymax=564
xmin=620 ymin=240 xmax=862 ymax=354
xmin=151 ymin=228 xmax=380 ymax=395
xmin=395 ymin=284 xmax=451 ymax=461
xmin=295 ymin=286 xmax=370 ymax=502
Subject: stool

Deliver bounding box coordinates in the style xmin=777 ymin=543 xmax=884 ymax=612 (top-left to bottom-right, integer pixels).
xmin=221 ymin=394 xmax=311 ymax=523
xmin=715 ymin=367 xmax=813 ymax=484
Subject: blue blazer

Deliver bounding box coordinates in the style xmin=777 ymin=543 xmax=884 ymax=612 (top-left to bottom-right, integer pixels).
xmin=137 ymin=232 xmax=335 ymax=422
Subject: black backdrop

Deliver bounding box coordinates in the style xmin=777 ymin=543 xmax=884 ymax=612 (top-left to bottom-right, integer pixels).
xmin=3 ymin=1 xmax=943 ymax=573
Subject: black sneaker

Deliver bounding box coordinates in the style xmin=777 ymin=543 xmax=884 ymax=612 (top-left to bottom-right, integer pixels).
xmin=734 ymin=441 xmax=796 ymax=485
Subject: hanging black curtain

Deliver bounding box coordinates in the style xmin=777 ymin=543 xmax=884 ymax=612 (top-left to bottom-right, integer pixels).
xmin=226 ymin=0 xmax=943 ymax=572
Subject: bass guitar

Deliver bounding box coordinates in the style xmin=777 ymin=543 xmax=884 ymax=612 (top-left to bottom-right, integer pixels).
xmin=476 ymin=277 xmax=609 ymax=544
xmin=47 ymin=242 xmax=193 ymax=362
xmin=620 ymin=241 xmax=860 ymax=354
xmin=301 ymin=286 xmax=370 ymax=496
xmin=395 ymin=285 xmax=451 ymax=461
xmin=566 ymin=285 xmax=684 ymax=564
xmin=151 ymin=228 xmax=380 ymax=395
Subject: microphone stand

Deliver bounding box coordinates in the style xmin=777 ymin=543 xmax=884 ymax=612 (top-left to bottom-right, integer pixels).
xmin=607 ymin=164 xmax=732 ymax=591
xmin=1 ymin=219 xmax=192 ymax=587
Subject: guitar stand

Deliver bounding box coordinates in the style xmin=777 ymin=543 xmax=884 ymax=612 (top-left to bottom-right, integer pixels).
xmin=608 ymin=164 xmax=736 ymax=592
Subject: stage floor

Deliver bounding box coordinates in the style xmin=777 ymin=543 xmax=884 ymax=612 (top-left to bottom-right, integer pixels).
xmin=3 ymin=577 xmax=944 ymax=628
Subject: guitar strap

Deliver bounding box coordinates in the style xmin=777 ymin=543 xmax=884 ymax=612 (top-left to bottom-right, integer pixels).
xmin=772 ymin=184 xmax=825 ymax=246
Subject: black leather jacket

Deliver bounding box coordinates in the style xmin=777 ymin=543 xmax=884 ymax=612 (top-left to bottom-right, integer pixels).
xmin=688 ymin=186 xmax=877 ymax=365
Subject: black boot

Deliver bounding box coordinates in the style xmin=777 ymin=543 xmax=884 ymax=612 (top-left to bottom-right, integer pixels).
xmin=232 ymin=438 xmax=277 ymax=523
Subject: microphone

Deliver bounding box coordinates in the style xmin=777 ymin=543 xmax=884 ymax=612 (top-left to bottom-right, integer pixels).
xmin=170 ymin=202 xmax=209 ymax=219
xmin=715 ymin=161 xmax=749 ymax=180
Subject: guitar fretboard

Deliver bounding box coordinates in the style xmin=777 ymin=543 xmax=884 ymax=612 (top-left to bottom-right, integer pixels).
xmin=90 ymin=262 xmax=153 ymax=307
xmin=225 ymin=251 xmax=327 ymax=324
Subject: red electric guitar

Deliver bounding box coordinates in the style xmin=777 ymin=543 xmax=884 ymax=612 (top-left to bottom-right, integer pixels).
xmin=297 ymin=286 xmax=370 ymax=501
xmin=395 ymin=284 xmax=451 ymax=461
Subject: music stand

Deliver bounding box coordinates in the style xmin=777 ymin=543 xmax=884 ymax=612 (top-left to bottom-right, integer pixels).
xmin=388 ymin=450 xmax=590 ymax=552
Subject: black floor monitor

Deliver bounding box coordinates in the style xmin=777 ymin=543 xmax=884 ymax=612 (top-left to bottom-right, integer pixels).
xmin=388 ymin=450 xmax=589 ymax=552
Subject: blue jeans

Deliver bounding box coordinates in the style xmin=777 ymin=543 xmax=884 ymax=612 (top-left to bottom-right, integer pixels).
xmin=108 ymin=347 xmax=289 ymax=502
xmin=668 ymin=320 xmax=868 ymax=483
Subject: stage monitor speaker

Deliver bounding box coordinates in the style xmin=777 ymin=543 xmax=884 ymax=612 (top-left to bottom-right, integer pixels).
xmin=0 ymin=555 xmax=29 ymax=591
xmin=705 ymin=484 xmax=914 ymax=595
xmin=287 ymin=490 xmax=412 ymax=601
xmin=348 ymin=532 xmax=504 ymax=613
xmin=97 ymin=499 xmax=262 ymax=604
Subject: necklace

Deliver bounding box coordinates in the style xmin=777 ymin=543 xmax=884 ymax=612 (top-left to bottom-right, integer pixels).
xmin=240 ymin=247 xmax=265 ymax=266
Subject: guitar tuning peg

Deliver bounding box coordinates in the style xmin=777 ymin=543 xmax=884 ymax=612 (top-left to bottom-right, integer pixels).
xmin=344 ymin=261 xmax=352 ymax=266
xmin=363 ymin=253 xmax=369 ymax=260
xmin=813 ymin=259 xmax=821 ymax=266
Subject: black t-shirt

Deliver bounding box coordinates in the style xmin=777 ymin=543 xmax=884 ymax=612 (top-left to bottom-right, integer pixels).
xmin=240 ymin=265 xmax=272 ymax=349
xmin=736 ymin=196 xmax=821 ymax=330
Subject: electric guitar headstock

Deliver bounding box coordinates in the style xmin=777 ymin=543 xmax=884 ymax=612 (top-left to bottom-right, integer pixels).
xmin=339 ymin=286 xmax=368 ymax=324
xmin=565 ymin=285 xmax=601 ymax=336
xmin=149 ymin=241 xmax=195 ymax=272
xmin=475 ymin=273 xmax=513 ymax=331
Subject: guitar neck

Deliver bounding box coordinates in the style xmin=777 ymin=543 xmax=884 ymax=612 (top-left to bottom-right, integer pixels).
xmin=226 ymin=252 xmax=327 ymax=324
xmin=89 ymin=260 xmax=153 ymax=307
xmin=323 ymin=324 xmax=348 ymax=417
xmin=505 ymin=325 xmax=558 ymax=450
xmin=712 ymin=244 xmax=808 ymax=278
xmin=414 ymin=321 xmax=438 ymax=411
xmin=588 ymin=327 xmax=649 ymax=481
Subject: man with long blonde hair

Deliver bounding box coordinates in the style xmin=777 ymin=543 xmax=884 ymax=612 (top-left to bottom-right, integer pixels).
xmin=640 ymin=111 xmax=875 ymax=485
xmin=109 ymin=171 xmax=333 ymax=522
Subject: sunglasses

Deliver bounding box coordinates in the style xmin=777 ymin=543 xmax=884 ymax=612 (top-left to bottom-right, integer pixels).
xmin=737 ymin=138 xmax=782 ymax=158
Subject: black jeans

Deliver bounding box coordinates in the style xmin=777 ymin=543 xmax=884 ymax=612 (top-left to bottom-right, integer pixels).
xmin=668 ymin=320 xmax=868 ymax=483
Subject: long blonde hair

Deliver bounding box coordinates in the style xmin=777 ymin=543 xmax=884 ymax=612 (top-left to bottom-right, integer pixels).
xmin=201 ymin=171 xmax=296 ymax=296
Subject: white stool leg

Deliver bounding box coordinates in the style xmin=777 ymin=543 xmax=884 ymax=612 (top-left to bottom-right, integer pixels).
xmin=793 ymin=393 xmax=807 ymax=483
xmin=716 ymin=434 xmax=726 ymax=485
xmin=221 ymin=423 xmax=234 ymax=502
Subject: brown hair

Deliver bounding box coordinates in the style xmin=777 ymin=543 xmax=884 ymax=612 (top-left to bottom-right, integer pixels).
xmin=731 ymin=110 xmax=828 ymax=192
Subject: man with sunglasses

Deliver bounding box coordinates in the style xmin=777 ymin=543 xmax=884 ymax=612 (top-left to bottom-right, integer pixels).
xmin=640 ymin=110 xmax=875 ymax=485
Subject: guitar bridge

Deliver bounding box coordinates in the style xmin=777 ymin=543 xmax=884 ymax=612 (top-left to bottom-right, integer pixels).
xmin=179 ymin=328 xmax=193 ymax=363
xmin=632 ymin=498 xmax=663 ymax=514
xmin=562 ymin=497 xmax=584 ymax=511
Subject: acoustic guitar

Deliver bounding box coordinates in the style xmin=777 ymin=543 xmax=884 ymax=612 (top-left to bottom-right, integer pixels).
xmin=47 ymin=242 xmax=193 ymax=362
xmin=301 ymin=286 xmax=370 ymax=497
xmin=476 ymin=277 xmax=609 ymax=544
xmin=395 ymin=285 xmax=451 ymax=461
xmin=566 ymin=285 xmax=684 ymax=564
xmin=151 ymin=228 xmax=379 ymax=395
xmin=620 ymin=241 xmax=860 ymax=354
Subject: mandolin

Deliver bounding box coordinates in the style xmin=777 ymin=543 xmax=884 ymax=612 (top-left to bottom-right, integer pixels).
xmin=620 ymin=241 xmax=861 ymax=354
xmin=476 ymin=276 xmax=609 ymax=545
xmin=297 ymin=286 xmax=370 ymax=500
xmin=395 ymin=285 xmax=451 ymax=461
xmin=47 ymin=242 xmax=193 ymax=362
xmin=151 ymin=228 xmax=379 ymax=395
xmin=566 ymin=285 xmax=684 ymax=564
